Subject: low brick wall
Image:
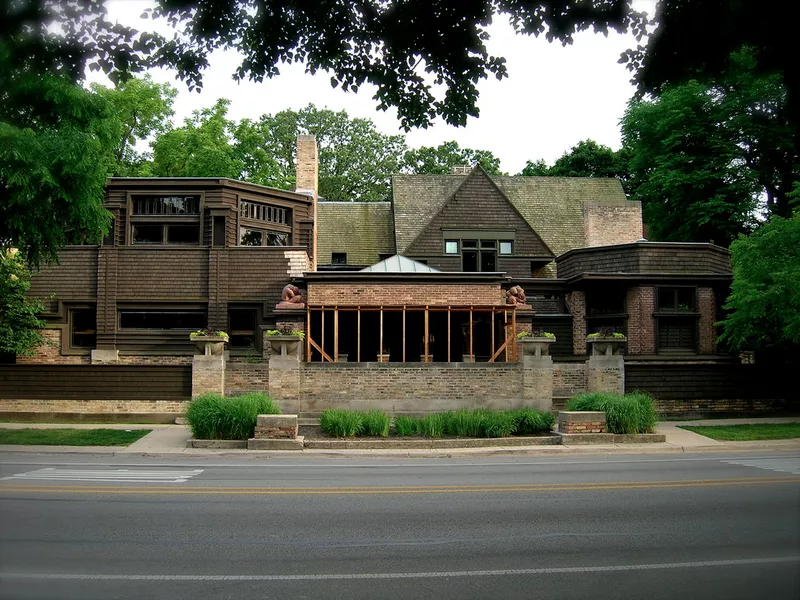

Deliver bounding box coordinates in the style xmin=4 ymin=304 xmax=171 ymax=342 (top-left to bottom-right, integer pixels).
xmin=300 ymin=363 xmax=523 ymax=413
xmin=553 ymin=362 xmax=586 ymax=397
xmin=0 ymin=399 xmax=188 ymax=414
xmin=226 ymin=362 xmax=270 ymax=395
xmin=558 ymin=411 xmax=606 ymax=434
xmin=254 ymin=414 xmax=298 ymax=439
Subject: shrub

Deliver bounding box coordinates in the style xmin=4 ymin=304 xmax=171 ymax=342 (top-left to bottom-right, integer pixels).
xmin=393 ymin=415 xmax=419 ymax=436
xmin=444 ymin=409 xmax=485 ymax=437
xmin=510 ymin=408 xmax=555 ymax=435
xmin=362 ymin=410 xmax=391 ymax=437
xmin=319 ymin=409 xmax=364 ymax=438
xmin=418 ymin=414 xmax=445 ymax=438
xmin=481 ymin=411 xmax=518 ymax=438
xmin=186 ymin=392 xmax=280 ymax=440
xmin=565 ymin=392 xmax=657 ymax=434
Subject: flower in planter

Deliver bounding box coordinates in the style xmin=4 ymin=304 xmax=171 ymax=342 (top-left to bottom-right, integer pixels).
xmin=266 ymin=327 xmax=305 ymax=340
xmin=587 ymin=326 xmax=625 ymax=339
xmin=516 ymin=328 xmax=555 ymax=339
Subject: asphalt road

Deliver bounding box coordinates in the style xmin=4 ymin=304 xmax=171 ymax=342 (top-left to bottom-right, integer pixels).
xmin=0 ymin=451 xmax=798 ymax=600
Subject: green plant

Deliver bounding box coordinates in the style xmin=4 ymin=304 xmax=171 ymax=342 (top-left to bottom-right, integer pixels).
xmin=518 ymin=329 xmax=555 ymax=339
xmin=444 ymin=409 xmax=485 ymax=437
xmin=361 ymin=410 xmax=391 ymax=437
xmin=565 ymin=391 xmax=657 ymax=434
xmin=509 ymin=408 xmax=556 ymax=435
xmin=266 ymin=327 xmax=306 ymax=340
xmin=417 ymin=414 xmax=445 ymax=438
xmin=481 ymin=411 xmax=518 ymax=438
xmin=319 ymin=409 xmax=364 ymax=438
xmin=587 ymin=327 xmax=625 ymax=339
xmin=393 ymin=415 xmax=419 ymax=436
xmin=186 ymin=392 xmax=279 ymax=440
xmin=516 ymin=331 xmax=531 ymax=339
xmin=190 ymin=328 xmax=229 ymax=340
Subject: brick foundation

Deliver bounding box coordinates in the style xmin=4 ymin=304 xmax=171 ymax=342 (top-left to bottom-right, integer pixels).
xmin=553 ymin=362 xmax=587 ymax=397
xmin=626 ymin=286 xmax=655 ymax=355
xmin=0 ymin=399 xmax=188 ymax=414
xmin=565 ymin=292 xmax=586 ymax=355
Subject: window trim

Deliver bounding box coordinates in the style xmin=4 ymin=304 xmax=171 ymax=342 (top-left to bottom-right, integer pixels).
xmin=331 ymin=252 xmax=347 ymax=265
xmin=126 ymin=191 xmax=205 ymax=246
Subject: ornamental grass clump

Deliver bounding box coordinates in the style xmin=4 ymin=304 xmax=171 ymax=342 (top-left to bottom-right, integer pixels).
xmin=361 ymin=410 xmax=391 ymax=437
xmin=509 ymin=408 xmax=556 ymax=435
xmin=393 ymin=415 xmax=419 ymax=436
xmin=319 ymin=409 xmax=364 ymax=438
xmin=565 ymin=391 xmax=657 ymax=434
xmin=186 ymin=392 xmax=280 ymax=440
xmin=417 ymin=413 xmax=445 ymax=438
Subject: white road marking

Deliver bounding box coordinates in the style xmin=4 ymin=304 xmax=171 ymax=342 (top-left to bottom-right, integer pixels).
xmin=1 ymin=556 xmax=797 ymax=582
xmin=0 ymin=468 xmax=204 ymax=484
xmin=722 ymin=457 xmax=800 ymax=475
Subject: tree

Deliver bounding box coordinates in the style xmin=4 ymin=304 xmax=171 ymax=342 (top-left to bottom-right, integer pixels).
xmin=622 ymin=48 xmax=797 ymax=244
xmin=152 ymin=98 xmax=244 ymax=179
xmin=91 ymin=75 xmax=178 ymax=175
xmin=0 ymin=249 xmax=46 ymax=357
xmin=402 ymin=141 xmax=502 ymax=175
xmin=520 ymin=140 xmax=631 ymax=182
xmin=0 ymin=70 xmax=115 ymax=268
xmin=519 ymin=159 xmax=550 ymax=176
xmin=719 ymin=216 xmax=800 ymax=352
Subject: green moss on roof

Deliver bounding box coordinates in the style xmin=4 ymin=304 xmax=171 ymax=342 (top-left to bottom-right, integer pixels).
xmin=391 ymin=174 xmax=630 ymax=256
xmin=317 ymin=201 xmax=395 ymax=266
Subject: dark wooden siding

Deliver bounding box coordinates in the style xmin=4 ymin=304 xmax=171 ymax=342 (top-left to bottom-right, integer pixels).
xmin=531 ymin=316 xmax=573 ymax=357
xmin=28 ymin=248 xmax=98 ymax=308
xmin=226 ymin=248 xmax=292 ymax=308
xmin=116 ymin=248 xmax=209 ymax=299
xmin=625 ymin=363 xmax=790 ymax=400
xmin=0 ymin=365 xmax=191 ymax=399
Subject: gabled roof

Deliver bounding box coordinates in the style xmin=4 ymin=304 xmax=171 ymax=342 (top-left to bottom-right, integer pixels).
xmin=360 ymin=254 xmax=440 ymax=273
xmin=391 ymin=175 xmax=629 ymax=256
xmin=316 ymin=201 xmax=395 ymax=266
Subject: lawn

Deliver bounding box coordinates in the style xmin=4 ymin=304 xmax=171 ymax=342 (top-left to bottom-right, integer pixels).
xmin=678 ymin=423 xmax=800 ymax=441
xmin=0 ymin=428 xmax=152 ymax=446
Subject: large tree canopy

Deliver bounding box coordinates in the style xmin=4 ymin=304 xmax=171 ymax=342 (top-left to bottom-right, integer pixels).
xmin=719 ymin=216 xmax=800 ymax=353
xmin=520 ymin=139 xmax=630 ymax=183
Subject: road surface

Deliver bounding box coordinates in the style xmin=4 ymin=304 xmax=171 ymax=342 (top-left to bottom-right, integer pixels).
xmin=1 ymin=451 xmax=798 ymax=599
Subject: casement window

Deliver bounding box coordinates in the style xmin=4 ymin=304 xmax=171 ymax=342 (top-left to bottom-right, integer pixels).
xmin=331 ymin=252 xmax=347 ymax=265
xmin=655 ymin=287 xmax=698 ymax=352
xmin=238 ymin=199 xmax=292 ymax=246
xmin=130 ymin=194 xmax=201 ymax=245
xmin=70 ymin=308 xmax=97 ymax=349
xmin=229 ymin=308 xmax=259 ymax=349
xmin=118 ymin=310 xmax=206 ymax=330
xmin=442 ymin=231 xmax=514 ymax=272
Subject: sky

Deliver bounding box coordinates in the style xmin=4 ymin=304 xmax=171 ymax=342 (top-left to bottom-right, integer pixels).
xmin=98 ymin=0 xmax=658 ymax=174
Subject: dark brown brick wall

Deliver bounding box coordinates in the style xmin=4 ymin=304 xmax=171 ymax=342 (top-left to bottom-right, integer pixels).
xmin=565 ymin=291 xmax=586 ymax=355
xmin=698 ymin=287 xmax=717 ymax=355
xmin=626 ymin=286 xmax=656 ymax=355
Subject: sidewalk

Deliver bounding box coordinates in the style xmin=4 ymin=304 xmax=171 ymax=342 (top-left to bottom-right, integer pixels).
xmin=0 ymin=418 xmax=798 ymax=457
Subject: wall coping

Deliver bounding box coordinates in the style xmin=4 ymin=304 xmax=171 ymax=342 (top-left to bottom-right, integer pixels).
xmin=301 ymin=362 xmax=522 ymax=369
xmin=558 ymin=411 xmax=606 ymax=422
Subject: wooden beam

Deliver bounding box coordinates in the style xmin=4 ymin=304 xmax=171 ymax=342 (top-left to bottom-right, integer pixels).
xmin=306 ymin=305 xmax=310 ymax=362
xmin=512 ymin=308 xmax=517 ymax=362
xmin=489 ymin=337 xmax=511 ymax=363
xmin=321 ymin=309 xmax=325 ymax=360
xmin=334 ymin=307 xmax=339 ymax=362
xmin=357 ymin=308 xmax=361 ymax=363
xmin=380 ymin=307 xmax=383 ymax=360
xmin=309 ymin=337 xmax=333 ymax=363
xmin=491 ymin=309 xmax=495 ymax=360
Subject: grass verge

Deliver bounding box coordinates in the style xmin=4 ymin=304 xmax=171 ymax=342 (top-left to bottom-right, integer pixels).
xmin=678 ymin=423 xmax=800 ymax=441
xmin=0 ymin=428 xmax=151 ymax=446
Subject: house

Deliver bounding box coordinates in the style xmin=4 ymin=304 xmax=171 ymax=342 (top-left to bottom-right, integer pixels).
xmin=4 ymin=135 xmax=784 ymax=421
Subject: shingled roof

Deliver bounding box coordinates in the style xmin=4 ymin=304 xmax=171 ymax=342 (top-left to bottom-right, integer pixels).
xmin=316 ymin=201 xmax=395 ymax=267
xmin=391 ymin=174 xmax=629 ymax=257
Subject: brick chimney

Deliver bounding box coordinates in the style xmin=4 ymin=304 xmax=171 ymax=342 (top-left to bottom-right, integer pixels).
xmin=295 ymin=134 xmax=318 ymax=270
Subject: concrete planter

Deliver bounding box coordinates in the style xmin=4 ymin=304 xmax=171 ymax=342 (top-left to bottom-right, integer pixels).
xmin=587 ymin=336 xmax=627 ymax=356
xmin=190 ymin=335 xmax=228 ymax=356
xmin=267 ymin=335 xmax=302 ymax=358
xmin=518 ymin=337 xmax=555 ymax=357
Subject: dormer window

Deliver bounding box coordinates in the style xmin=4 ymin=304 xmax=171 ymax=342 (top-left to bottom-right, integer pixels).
xmin=238 ymin=199 xmax=292 ymax=246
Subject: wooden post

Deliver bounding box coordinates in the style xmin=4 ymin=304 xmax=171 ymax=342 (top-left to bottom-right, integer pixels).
xmin=447 ymin=307 xmax=451 ymax=363
xmin=321 ymin=308 xmax=325 ymax=360
xmin=424 ymin=306 xmax=429 ymax=362
xmin=469 ymin=307 xmax=473 ymax=362
xmin=402 ymin=307 xmax=406 ymax=363
xmin=504 ymin=310 xmax=508 ymax=363
xmin=357 ymin=307 xmax=361 ymax=363
xmin=512 ymin=308 xmax=517 ymax=362
xmin=491 ymin=309 xmax=495 ymax=360
xmin=334 ymin=307 xmax=339 ymax=362
xmin=380 ymin=307 xmax=383 ymax=360
xmin=306 ymin=306 xmax=311 ymax=362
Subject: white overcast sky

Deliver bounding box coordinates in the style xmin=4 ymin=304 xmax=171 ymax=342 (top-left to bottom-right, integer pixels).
xmin=99 ymin=0 xmax=657 ymax=174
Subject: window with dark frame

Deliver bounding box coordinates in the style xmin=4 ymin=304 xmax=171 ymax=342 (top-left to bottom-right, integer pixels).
xmin=118 ymin=310 xmax=206 ymax=330
xmin=238 ymin=227 xmax=291 ymax=247
xmin=655 ymin=287 xmax=698 ymax=352
xmin=442 ymin=234 xmax=512 ymax=272
xmin=331 ymin=252 xmax=347 ymax=265
xmin=229 ymin=308 xmax=258 ymax=349
xmin=70 ymin=309 xmax=97 ymax=349
xmin=130 ymin=194 xmax=201 ymax=246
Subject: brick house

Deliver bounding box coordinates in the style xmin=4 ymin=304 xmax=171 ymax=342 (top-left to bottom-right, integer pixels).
xmin=5 ymin=134 xmax=777 ymax=421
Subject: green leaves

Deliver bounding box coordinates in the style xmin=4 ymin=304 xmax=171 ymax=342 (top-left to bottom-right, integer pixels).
xmin=402 ymin=141 xmax=503 ymax=175
xmin=0 ymin=250 xmax=46 ymax=356
xmin=719 ymin=216 xmax=800 ymax=351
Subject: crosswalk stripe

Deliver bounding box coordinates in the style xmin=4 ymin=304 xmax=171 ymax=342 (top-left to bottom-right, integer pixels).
xmin=0 ymin=468 xmax=204 ymax=484
xmin=722 ymin=458 xmax=800 ymax=475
